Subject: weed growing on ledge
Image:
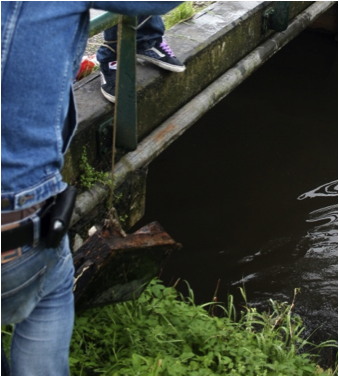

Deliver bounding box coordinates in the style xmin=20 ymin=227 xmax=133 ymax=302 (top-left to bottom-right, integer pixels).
xmin=163 ymin=2 xmax=195 ymax=30
xmin=78 ymin=147 xmax=128 ymax=226
xmin=79 ymin=146 xmax=112 ymax=190
xmin=69 ymin=280 xmax=337 ymax=376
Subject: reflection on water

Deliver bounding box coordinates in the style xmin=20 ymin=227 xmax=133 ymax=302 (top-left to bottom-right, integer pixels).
xmin=298 ymin=180 xmax=338 ymax=200
xmin=303 ymin=204 xmax=338 ymax=256
xmin=232 ymin=181 xmax=338 ymax=345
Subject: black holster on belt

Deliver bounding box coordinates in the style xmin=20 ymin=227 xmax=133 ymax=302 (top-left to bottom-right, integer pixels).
xmin=2 ymin=186 xmax=77 ymax=253
xmin=46 ymin=186 xmax=77 ymax=248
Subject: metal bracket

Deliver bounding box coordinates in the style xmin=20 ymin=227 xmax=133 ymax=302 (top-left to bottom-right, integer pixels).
xmin=98 ymin=118 xmax=113 ymax=156
xmin=262 ymin=7 xmax=275 ymax=34
xmin=262 ymin=2 xmax=291 ymax=34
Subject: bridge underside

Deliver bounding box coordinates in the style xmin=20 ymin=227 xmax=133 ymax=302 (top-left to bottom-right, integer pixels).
xmin=67 ymin=1 xmax=337 ymax=242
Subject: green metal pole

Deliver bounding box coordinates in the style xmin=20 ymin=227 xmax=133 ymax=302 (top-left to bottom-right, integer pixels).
xmin=114 ymin=15 xmax=138 ymax=151
xmin=89 ymin=12 xmax=119 ymax=38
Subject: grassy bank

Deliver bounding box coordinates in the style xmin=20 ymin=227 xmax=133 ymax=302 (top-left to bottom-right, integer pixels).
xmin=1 ymin=279 xmax=336 ymax=375
xmin=69 ymin=280 xmax=337 ymax=376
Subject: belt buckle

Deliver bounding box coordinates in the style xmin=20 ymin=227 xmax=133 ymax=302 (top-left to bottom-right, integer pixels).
xmin=1 ymin=248 xmax=22 ymax=264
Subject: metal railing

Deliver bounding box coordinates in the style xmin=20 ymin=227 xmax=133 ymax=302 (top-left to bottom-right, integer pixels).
xmin=89 ymin=12 xmax=119 ymax=37
xmin=88 ymin=12 xmax=138 ymax=151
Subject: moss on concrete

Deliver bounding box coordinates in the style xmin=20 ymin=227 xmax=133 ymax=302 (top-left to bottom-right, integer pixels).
xmin=69 ymin=167 xmax=147 ymax=251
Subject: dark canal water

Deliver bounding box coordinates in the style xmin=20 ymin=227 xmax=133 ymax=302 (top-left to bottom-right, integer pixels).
xmin=133 ymin=30 xmax=338 ymax=349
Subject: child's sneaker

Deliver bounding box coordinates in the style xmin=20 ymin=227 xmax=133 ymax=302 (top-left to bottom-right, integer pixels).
xmin=100 ymin=61 xmax=117 ymax=103
xmin=137 ymin=38 xmax=185 ymax=73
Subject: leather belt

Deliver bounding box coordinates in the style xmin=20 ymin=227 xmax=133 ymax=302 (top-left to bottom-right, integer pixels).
xmin=1 ymin=248 xmax=22 ymax=264
xmin=1 ymin=203 xmax=52 ymax=253
xmin=1 ymin=186 xmax=77 ymax=260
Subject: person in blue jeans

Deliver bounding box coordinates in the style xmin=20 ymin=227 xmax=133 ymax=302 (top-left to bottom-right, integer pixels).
xmin=1 ymin=2 xmax=182 ymax=376
xmin=97 ymin=15 xmax=185 ymax=103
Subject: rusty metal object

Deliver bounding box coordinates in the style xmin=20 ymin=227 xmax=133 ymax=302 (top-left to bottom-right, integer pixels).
xmin=73 ymin=221 xmax=181 ymax=311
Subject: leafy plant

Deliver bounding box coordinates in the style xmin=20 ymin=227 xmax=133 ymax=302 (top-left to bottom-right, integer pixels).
xmin=69 ymin=280 xmax=337 ymax=376
xmin=1 ymin=324 xmax=13 ymax=364
xmin=2 ymin=281 xmax=337 ymax=376
xmin=79 ymin=146 xmax=113 ymax=190
xmin=78 ymin=147 xmax=128 ymax=229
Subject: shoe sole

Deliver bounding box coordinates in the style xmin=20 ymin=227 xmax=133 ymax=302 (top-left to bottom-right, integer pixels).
xmin=101 ymin=88 xmax=115 ymax=103
xmin=136 ymin=54 xmax=186 ymax=73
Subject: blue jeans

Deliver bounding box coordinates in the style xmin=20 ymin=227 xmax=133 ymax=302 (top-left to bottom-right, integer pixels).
xmin=1 ymin=235 xmax=74 ymax=376
xmin=96 ymin=15 xmax=165 ymax=62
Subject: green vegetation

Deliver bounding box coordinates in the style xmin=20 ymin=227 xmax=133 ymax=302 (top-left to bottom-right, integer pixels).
xmin=79 ymin=146 xmax=113 ymax=190
xmin=163 ymin=2 xmax=195 ymax=30
xmin=1 ymin=324 xmax=13 ymax=362
xmin=1 ymin=280 xmax=337 ymax=376
xmin=69 ymin=280 xmax=337 ymax=376
xmin=79 ymin=146 xmax=128 ymax=226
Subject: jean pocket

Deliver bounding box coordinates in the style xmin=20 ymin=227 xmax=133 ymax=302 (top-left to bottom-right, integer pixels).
xmin=1 ymin=265 xmax=47 ymax=325
xmin=55 ymin=234 xmax=71 ymax=261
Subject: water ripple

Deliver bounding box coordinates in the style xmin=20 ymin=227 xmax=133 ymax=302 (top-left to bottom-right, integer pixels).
xmin=306 ymin=204 xmax=338 ymax=232
xmin=297 ymin=180 xmax=338 ymax=200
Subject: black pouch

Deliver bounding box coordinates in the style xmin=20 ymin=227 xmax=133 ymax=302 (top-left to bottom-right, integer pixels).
xmin=46 ymin=186 xmax=77 ymax=248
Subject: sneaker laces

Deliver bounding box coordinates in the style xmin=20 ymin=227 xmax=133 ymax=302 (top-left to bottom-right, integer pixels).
xmin=100 ymin=42 xmax=116 ymax=54
xmin=159 ymin=39 xmax=175 ymax=57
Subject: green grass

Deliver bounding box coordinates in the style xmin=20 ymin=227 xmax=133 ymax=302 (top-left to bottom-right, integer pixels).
xmin=69 ymin=280 xmax=337 ymax=376
xmin=2 ymin=280 xmax=337 ymax=376
xmin=163 ymin=2 xmax=195 ymax=30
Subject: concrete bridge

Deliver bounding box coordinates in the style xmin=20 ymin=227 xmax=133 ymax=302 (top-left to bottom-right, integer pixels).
xmin=67 ymin=1 xmax=337 ymax=248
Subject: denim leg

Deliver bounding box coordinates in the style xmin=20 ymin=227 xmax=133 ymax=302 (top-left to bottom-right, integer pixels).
xmin=1 ymin=235 xmax=75 ymax=376
xmin=136 ymin=15 xmax=165 ymax=44
xmin=96 ymin=15 xmax=165 ymax=63
xmin=11 ymin=267 xmax=74 ymax=376
xmin=96 ymin=25 xmax=119 ymax=62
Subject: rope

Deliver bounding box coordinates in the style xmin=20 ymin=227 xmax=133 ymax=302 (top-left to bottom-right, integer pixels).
xmin=105 ymin=15 xmax=150 ymax=235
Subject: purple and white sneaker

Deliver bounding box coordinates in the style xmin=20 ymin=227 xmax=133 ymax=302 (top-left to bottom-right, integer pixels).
xmin=136 ymin=38 xmax=186 ymax=73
